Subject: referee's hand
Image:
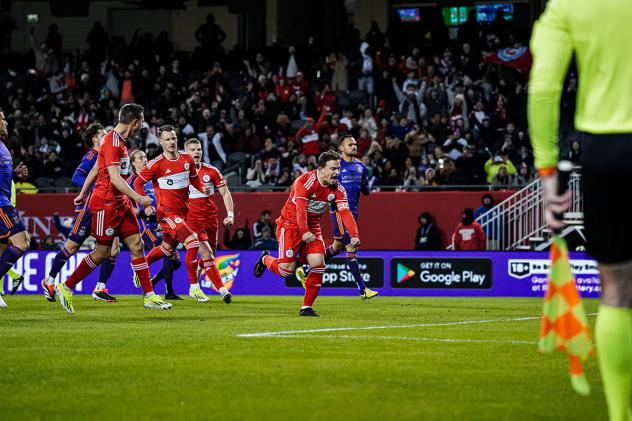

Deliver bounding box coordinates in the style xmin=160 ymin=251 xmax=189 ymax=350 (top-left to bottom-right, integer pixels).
xmin=541 ymin=175 xmax=572 ymax=231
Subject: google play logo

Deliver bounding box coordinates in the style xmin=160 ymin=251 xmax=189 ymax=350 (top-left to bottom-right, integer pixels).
xmin=397 ymin=263 xmax=415 ymax=283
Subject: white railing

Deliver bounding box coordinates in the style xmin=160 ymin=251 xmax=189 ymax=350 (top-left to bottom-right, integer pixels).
xmin=449 ymin=169 xmax=582 ymax=251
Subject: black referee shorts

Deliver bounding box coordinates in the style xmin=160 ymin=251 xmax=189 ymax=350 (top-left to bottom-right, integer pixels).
xmin=581 ymin=133 xmax=632 ymax=264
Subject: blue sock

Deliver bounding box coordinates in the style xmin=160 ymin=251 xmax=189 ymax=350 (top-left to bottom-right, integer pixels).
xmin=346 ymin=253 xmax=366 ymax=292
xmin=98 ymin=256 xmax=117 ymax=286
xmin=0 ymin=245 xmax=25 ymax=278
xmin=49 ymin=246 xmax=72 ymax=278
xmin=162 ymin=257 xmax=174 ymax=295
xmin=325 ymin=245 xmax=337 ymax=261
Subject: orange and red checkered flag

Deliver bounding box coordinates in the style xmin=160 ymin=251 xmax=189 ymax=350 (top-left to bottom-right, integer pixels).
xmin=539 ymin=235 xmax=594 ymax=396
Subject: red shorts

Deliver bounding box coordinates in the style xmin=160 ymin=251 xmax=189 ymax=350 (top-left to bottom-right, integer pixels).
xmin=187 ymin=218 xmax=218 ymax=252
xmin=276 ymin=220 xmax=325 ymax=264
xmin=91 ymin=204 xmax=140 ymax=246
xmin=159 ymin=213 xmax=194 ymax=247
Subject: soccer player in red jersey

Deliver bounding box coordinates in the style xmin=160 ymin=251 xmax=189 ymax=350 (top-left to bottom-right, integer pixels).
xmin=133 ymin=126 xmax=226 ymax=303
xmin=183 ymin=138 xmax=235 ymax=303
xmin=55 ymin=103 xmax=172 ymax=314
xmin=253 ymin=151 xmax=360 ymax=316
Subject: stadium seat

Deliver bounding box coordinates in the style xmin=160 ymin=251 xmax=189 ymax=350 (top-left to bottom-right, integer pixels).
xmin=35 ymin=177 xmax=53 ymax=189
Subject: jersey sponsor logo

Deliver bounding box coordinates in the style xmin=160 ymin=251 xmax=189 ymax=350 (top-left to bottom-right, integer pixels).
xmin=184 ymin=162 xmax=190 ymax=171
xmin=307 ymin=200 xmax=328 ymax=214
xmin=157 ymin=171 xmax=190 ymax=190
xmin=189 ymin=185 xmax=210 ymax=199
xmin=120 ymin=157 xmax=131 ymax=176
xmin=105 ymin=227 xmax=114 ymax=236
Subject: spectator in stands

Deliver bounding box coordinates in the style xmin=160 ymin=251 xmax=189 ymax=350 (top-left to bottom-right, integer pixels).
xmin=453 ymin=208 xmax=486 ymax=251
xmin=40 ymin=235 xmax=60 ymax=251
xmin=568 ymin=139 xmax=582 ymax=165
xmin=42 ymin=151 xmax=64 ymax=181
xmin=491 ymin=165 xmax=514 ymax=187
xmin=515 ymin=162 xmax=534 ymax=186
xmin=223 ymin=224 xmax=252 ymax=250
xmin=415 ymin=212 xmax=441 ymax=250
xmin=250 ymin=227 xmax=279 ymax=251
xmin=253 ymin=210 xmax=274 ymax=241
xmin=484 ymin=154 xmax=517 ymax=183
xmin=475 ymin=194 xmax=503 ymax=250
xmin=194 ymin=13 xmax=226 ymax=56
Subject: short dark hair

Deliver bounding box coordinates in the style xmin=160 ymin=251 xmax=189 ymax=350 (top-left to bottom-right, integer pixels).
xmin=118 ymin=103 xmax=144 ymax=124
xmin=261 ymin=210 xmax=271 ymax=216
xmin=318 ymin=150 xmax=341 ymax=168
xmin=82 ymin=122 xmax=104 ymax=147
xmin=184 ymin=138 xmax=201 ymax=147
xmin=337 ymin=132 xmax=355 ymax=149
xmin=158 ymin=125 xmax=176 ymax=138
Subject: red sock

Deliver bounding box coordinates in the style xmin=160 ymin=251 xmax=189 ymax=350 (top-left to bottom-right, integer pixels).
xmin=131 ymin=257 xmax=153 ymax=294
xmin=263 ymin=255 xmax=281 ymax=276
xmin=65 ymin=254 xmax=98 ymax=289
xmin=200 ymin=258 xmax=224 ymax=290
xmin=184 ymin=239 xmax=200 ymax=284
xmin=146 ymin=244 xmax=172 ymax=265
xmin=303 ymin=265 xmax=325 ymax=307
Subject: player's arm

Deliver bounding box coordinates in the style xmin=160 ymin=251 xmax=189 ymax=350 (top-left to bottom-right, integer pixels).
xmin=294 ymin=183 xmax=313 ymax=242
xmin=336 ymin=187 xmax=360 ymax=246
xmin=188 ymin=159 xmax=211 ymax=194
xmin=361 ymin=166 xmax=370 ymax=195
xmin=109 ymin=165 xmax=151 ymax=207
xmin=218 ymin=185 xmax=234 ymax=227
xmin=74 ymin=163 xmax=98 ymax=206
xmin=527 ymin=0 xmax=573 ymax=175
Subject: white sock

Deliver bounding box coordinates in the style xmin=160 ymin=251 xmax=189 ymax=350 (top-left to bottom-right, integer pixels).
xmin=190 ymin=283 xmax=199 ymax=291
xmin=219 ymin=287 xmax=229 ymax=296
xmin=46 ymin=277 xmax=55 ymax=286
xmin=95 ymin=282 xmax=105 ymax=291
xmin=144 ymin=291 xmax=155 ymax=298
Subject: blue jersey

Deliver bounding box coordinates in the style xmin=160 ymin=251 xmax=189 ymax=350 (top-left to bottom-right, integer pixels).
xmin=0 ymin=141 xmax=14 ymax=207
xmin=71 ymin=149 xmax=98 ymax=189
xmin=336 ymin=158 xmax=369 ymax=216
xmin=127 ymin=173 xmax=158 ymax=231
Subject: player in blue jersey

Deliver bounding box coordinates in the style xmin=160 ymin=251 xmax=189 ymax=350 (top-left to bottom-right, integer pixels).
xmin=296 ymin=133 xmax=378 ymax=300
xmin=41 ymin=123 xmax=121 ymax=303
xmin=0 ymin=112 xmax=31 ymax=309
xmin=128 ymin=150 xmax=182 ymax=300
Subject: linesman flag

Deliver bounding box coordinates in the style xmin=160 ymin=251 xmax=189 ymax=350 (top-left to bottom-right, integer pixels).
xmin=539 ymin=162 xmax=594 ymax=396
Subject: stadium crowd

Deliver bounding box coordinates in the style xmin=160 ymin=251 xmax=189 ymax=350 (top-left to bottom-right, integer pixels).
xmin=0 ymin=10 xmax=579 ymax=193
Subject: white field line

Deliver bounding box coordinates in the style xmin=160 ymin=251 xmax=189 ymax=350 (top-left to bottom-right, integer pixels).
xmin=237 ymin=313 xmax=598 ymax=339
xmin=263 ymin=334 xmax=537 ymax=345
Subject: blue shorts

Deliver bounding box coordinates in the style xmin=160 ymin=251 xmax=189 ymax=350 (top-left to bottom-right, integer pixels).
xmin=330 ymin=211 xmax=358 ymax=245
xmin=0 ymin=205 xmax=27 ymax=240
xmin=68 ymin=207 xmax=93 ymax=245
xmin=140 ymin=218 xmax=162 ymax=249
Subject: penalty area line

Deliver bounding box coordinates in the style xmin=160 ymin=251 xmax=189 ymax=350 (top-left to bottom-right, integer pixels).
xmin=263 ymin=334 xmax=538 ymax=345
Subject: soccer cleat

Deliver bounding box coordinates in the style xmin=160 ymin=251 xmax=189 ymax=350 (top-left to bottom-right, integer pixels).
xmin=254 ymin=250 xmax=270 ymax=278
xmin=299 ymin=307 xmax=320 ymax=317
xmin=143 ymin=294 xmax=172 ymax=310
xmin=222 ymin=291 xmax=232 ymax=304
xmin=41 ymin=278 xmax=56 ymax=302
xmin=164 ymin=293 xmax=184 ymax=301
xmin=10 ymin=276 xmax=24 ymax=295
xmin=295 ymin=267 xmax=307 ymax=290
xmin=0 ymin=293 xmax=6 ymax=309
xmin=132 ymin=272 xmax=141 ymax=288
xmin=55 ymin=284 xmax=74 ymax=315
xmin=361 ymin=287 xmax=379 ymax=300
xmin=189 ymin=285 xmax=210 ymax=303
xmin=92 ymin=288 xmax=118 ymax=302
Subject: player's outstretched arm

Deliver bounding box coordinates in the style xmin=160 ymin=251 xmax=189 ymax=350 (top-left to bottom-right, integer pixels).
xmin=218 ymin=185 xmax=235 ymax=227
xmin=74 ymin=164 xmax=99 ymax=205
xmin=107 ymin=165 xmax=151 ymax=207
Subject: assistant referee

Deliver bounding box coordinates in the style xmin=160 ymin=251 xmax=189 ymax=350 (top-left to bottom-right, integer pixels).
xmin=529 ymin=1 xmax=632 ymax=420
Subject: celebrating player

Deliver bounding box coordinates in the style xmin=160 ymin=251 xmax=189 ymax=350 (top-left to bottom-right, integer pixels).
xmin=41 ymin=123 xmax=121 ymax=303
xmin=183 ymin=138 xmax=235 ymax=303
xmin=296 ymin=134 xmax=378 ymax=300
xmin=55 ymin=104 xmax=171 ymax=314
xmin=133 ymin=126 xmax=227 ymax=303
xmin=128 ymin=149 xmax=182 ymax=300
xmin=254 ymin=150 xmax=360 ymax=316
xmin=0 ymin=112 xmax=30 ymax=309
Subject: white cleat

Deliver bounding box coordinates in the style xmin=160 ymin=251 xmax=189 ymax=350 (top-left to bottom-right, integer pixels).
xmin=189 ymin=285 xmax=210 ymax=303
xmin=0 ymin=293 xmax=7 ymax=309
xmin=143 ymin=294 xmax=173 ymax=310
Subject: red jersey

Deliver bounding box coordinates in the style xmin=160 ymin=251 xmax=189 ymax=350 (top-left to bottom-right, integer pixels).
xmin=279 ymin=170 xmax=358 ymax=237
xmin=90 ymin=129 xmax=131 ymax=210
xmin=134 ymin=152 xmax=202 ymax=218
xmin=453 ymin=222 xmax=487 ymax=251
xmin=187 ymin=163 xmax=226 ymax=224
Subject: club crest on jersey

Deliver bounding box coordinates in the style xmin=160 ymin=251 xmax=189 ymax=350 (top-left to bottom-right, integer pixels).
xmin=203 ymin=174 xmax=211 ymax=182
xmin=327 ymin=194 xmax=336 ymax=202
xmin=175 ymin=217 xmax=183 ymax=223
xmin=285 ymin=249 xmax=294 ymax=258
xmin=105 ymin=228 xmax=114 ymax=236
xmin=184 ymin=162 xmax=190 ymax=171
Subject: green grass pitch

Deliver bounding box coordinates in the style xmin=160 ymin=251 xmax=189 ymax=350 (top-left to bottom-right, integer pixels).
xmin=0 ymin=295 xmax=605 ymax=420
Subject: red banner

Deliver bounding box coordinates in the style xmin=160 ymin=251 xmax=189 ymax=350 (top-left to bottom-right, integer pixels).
xmin=17 ymin=191 xmax=514 ymax=250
